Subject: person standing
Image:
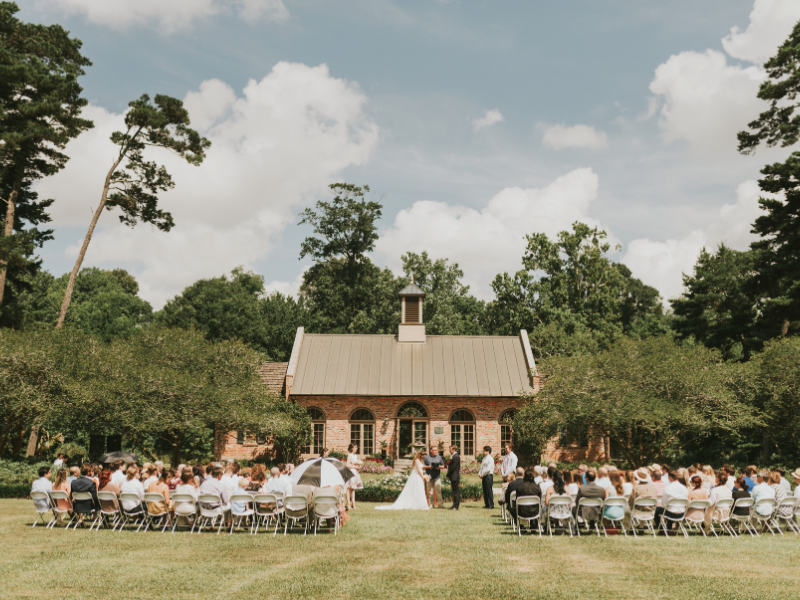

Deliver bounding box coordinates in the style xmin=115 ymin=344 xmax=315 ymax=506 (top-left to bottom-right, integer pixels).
xmin=447 ymin=445 xmax=461 ymax=510
xmin=501 ymin=443 xmax=517 ymax=482
xmin=423 ymin=445 xmax=445 ymax=508
xmin=478 ymin=446 xmax=495 ymax=509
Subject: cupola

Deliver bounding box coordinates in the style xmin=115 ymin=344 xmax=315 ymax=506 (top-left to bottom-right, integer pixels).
xmin=398 ymin=275 xmax=426 ymax=343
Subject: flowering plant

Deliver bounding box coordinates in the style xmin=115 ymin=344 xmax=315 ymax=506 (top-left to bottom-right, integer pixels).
xmin=359 ymin=464 xmax=395 ymax=475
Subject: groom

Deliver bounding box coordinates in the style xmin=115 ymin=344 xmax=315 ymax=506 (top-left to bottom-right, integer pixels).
xmin=447 ymin=445 xmax=461 ymax=510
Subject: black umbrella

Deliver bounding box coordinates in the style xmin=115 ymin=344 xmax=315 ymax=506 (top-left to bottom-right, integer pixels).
xmin=290 ymin=458 xmax=355 ymax=488
xmin=98 ymin=451 xmax=139 ymax=464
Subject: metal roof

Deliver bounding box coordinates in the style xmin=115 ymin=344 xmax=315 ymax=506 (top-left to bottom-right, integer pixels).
xmin=398 ymin=282 xmax=425 ymax=296
xmin=290 ymin=334 xmax=535 ymax=397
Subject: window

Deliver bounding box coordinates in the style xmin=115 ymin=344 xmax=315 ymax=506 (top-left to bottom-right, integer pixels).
xmin=256 ymin=433 xmax=266 ymax=445
xmin=500 ymin=410 xmax=516 ymax=455
xmin=350 ymin=408 xmax=375 ymax=455
xmin=450 ymin=409 xmax=475 ymax=457
xmin=302 ymin=407 xmax=326 ymax=455
xmin=397 ymin=402 xmax=427 ymax=418
xmin=236 ymin=431 xmax=245 ymax=445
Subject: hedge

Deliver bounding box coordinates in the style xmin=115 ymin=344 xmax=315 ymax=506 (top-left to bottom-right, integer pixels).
xmin=356 ymin=481 xmax=484 ymax=503
xmin=0 ymin=484 xmax=31 ymax=498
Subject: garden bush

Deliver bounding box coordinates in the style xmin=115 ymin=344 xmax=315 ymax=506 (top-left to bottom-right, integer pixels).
xmin=356 ymin=473 xmax=483 ymax=503
xmin=0 ymin=460 xmax=51 ymax=485
xmin=0 ymin=484 xmax=31 ymax=498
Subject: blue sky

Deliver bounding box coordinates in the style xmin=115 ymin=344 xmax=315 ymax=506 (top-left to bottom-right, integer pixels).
xmin=22 ymin=0 xmax=800 ymax=306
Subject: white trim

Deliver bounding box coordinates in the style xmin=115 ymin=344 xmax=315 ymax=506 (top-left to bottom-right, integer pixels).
xmin=519 ymin=329 xmax=537 ymax=378
xmin=286 ymin=327 xmax=305 ymax=398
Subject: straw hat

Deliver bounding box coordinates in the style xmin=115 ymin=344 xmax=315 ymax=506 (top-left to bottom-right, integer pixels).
xmin=792 ymin=468 xmax=800 ymax=480
xmin=635 ymin=468 xmax=649 ymax=482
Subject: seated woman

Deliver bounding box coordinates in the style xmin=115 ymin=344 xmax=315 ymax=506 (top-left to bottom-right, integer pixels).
xmin=731 ymin=477 xmax=751 ymax=516
xmin=545 ymin=471 xmax=572 ymax=527
xmin=705 ymin=471 xmax=732 ymax=530
xmin=52 ymin=469 xmax=72 ymax=523
xmin=146 ymin=470 xmax=172 ymax=515
xmin=603 ymin=473 xmax=625 ymax=526
xmin=686 ymin=475 xmax=710 ymax=526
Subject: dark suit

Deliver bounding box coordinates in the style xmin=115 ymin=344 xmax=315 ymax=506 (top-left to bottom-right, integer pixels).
xmin=504 ymin=478 xmax=522 ymax=509
xmin=514 ymin=481 xmax=542 ymax=525
xmin=71 ymin=476 xmax=99 ymax=515
xmin=447 ymin=453 xmax=461 ymax=509
xmin=573 ymin=482 xmax=605 ymax=525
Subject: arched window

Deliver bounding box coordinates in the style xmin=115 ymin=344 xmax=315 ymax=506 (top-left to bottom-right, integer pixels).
xmin=449 ymin=409 xmax=475 ymax=457
xmin=302 ymin=407 xmax=326 ymax=456
xmin=397 ymin=402 xmax=428 ymax=418
xmin=500 ymin=409 xmax=517 ymax=455
xmin=350 ymin=408 xmax=375 ymax=455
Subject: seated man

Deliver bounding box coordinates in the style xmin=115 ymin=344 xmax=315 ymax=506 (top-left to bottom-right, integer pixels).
xmin=31 ymin=466 xmax=53 ymax=512
xmin=751 ymin=469 xmax=776 ymax=516
xmin=71 ymin=464 xmax=99 ymax=525
xmin=264 ymin=467 xmax=291 ymax=506
xmin=514 ymin=469 xmax=542 ymax=530
xmin=573 ymin=471 xmax=605 ymax=530
xmin=654 ymin=471 xmax=688 ymax=530
xmin=503 ymin=467 xmax=526 ymax=513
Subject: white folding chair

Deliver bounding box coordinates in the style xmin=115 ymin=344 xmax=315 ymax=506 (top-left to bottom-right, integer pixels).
xmin=30 ymin=491 xmax=55 ymax=528
xmin=253 ymin=494 xmax=282 ymax=536
xmin=575 ymin=498 xmax=603 ymax=536
xmin=70 ymin=492 xmax=97 ymax=530
xmin=118 ymin=493 xmax=145 ymax=532
xmin=773 ymin=497 xmax=798 ymax=535
xmin=170 ymin=493 xmax=197 ymax=533
xmin=684 ymin=500 xmax=711 ymax=537
xmin=514 ymin=496 xmax=542 ymax=536
xmin=142 ymin=493 xmax=172 ymax=532
xmin=601 ymin=497 xmax=628 ymax=537
xmin=509 ymin=491 xmax=517 ymax=532
xmin=92 ymin=492 xmax=120 ymax=531
xmin=751 ymin=498 xmax=777 ymax=536
xmin=229 ymin=493 xmax=254 ymax=534
xmin=659 ymin=498 xmax=689 ymax=538
xmin=195 ymin=493 xmax=225 ymax=534
xmin=313 ymin=496 xmax=340 ymax=535
xmin=730 ymin=497 xmax=756 ymax=536
xmin=630 ymin=497 xmax=657 ymax=538
xmin=283 ymin=495 xmax=309 ymax=535
xmin=546 ymin=495 xmax=576 ymax=537
xmin=709 ymin=498 xmax=735 ymax=537
xmin=47 ymin=490 xmax=73 ymax=529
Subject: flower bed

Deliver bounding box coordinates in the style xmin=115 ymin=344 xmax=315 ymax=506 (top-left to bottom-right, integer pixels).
xmin=359 ymin=464 xmax=395 ymax=475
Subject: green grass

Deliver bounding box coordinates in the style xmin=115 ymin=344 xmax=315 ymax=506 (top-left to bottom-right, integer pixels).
xmin=2 ymin=498 xmax=800 ymax=599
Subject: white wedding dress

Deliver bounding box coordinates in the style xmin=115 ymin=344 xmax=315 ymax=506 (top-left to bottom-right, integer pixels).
xmin=375 ymin=459 xmax=429 ymax=510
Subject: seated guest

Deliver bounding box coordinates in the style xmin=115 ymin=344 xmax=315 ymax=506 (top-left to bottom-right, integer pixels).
xmin=751 ymin=469 xmax=776 ymax=516
xmin=246 ymin=471 xmax=266 ymax=493
xmin=31 ymin=466 xmax=53 ymax=512
xmin=199 ymin=465 xmax=231 ymax=512
xmin=654 ymin=471 xmax=688 ymax=529
xmin=499 ymin=472 xmax=515 ymax=507
xmin=110 ymin=461 xmax=126 ymax=486
xmin=265 ymin=467 xmax=291 ymax=505
xmin=793 ymin=469 xmax=800 ymax=499
xmin=173 ymin=470 xmax=198 ymax=514
xmin=732 ymin=477 xmax=752 ymax=516
xmin=573 ymin=471 xmax=605 ymax=529
xmin=71 ymin=464 xmax=99 ymax=525
xmin=595 ymin=467 xmax=611 ymax=491
xmin=603 ymin=472 xmax=625 ymax=525
xmin=705 ymin=471 xmax=732 ymax=529
xmin=577 ymin=465 xmax=588 ymax=485
xmin=545 ymin=471 xmax=572 ymax=525
xmin=622 ymin=471 xmax=634 ymax=497
xmin=539 ymin=467 xmax=553 ymax=497
xmin=147 ymin=470 xmax=172 ymax=514
xmin=515 ymin=469 xmax=542 ymax=530
xmin=504 ymin=467 xmax=525 ymax=514
xmin=120 ymin=465 xmax=145 ymax=514
xmin=701 ymin=465 xmax=716 ymax=489
xmin=533 ymin=466 xmax=543 ymax=485
xmin=768 ymin=471 xmax=792 ymax=519
xmin=686 ymin=475 xmax=710 ymax=527
xmin=192 ymin=464 xmax=205 ymax=487
xmin=774 ymin=468 xmax=791 ymax=493
xmin=742 ymin=467 xmax=756 ymax=492
xmin=651 ymin=468 xmax=666 ymax=506
xmin=629 ymin=468 xmax=657 ymax=518
xmin=67 ymin=466 xmax=80 ymax=484
xmin=52 ymin=469 xmax=72 ymax=519
xmin=660 ymin=464 xmax=670 ymax=484
xmin=564 ymin=470 xmax=579 ymax=496
xmin=98 ymin=467 xmax=121 ymax=513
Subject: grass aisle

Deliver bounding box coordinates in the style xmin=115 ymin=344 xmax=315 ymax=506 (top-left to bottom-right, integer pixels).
xmin=2 ymin=499 xmax=800 ymax=599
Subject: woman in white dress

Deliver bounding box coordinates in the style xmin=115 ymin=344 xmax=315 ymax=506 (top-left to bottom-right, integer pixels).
xmin=346 ymin=444 xmax=364 ymax=510
xmin=376 ymin=450 xmax=430 ymax=510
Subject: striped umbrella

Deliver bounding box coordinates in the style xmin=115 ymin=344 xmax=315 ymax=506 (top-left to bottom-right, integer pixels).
xmin=290 ymin=458 xmax=355 ymax=488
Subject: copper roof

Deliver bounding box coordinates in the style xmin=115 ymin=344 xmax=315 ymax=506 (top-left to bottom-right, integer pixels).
xmin=257 ymin=362 xmax=288 ymax=396
xmin=290 ymin=334 xmax=534 ymax=397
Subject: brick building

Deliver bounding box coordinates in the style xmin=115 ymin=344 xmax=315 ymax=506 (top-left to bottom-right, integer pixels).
xmin=218 ymin=282 xmax=605 ymax=463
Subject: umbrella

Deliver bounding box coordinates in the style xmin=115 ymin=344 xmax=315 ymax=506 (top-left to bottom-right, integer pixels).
xmin=98 ymin=451 xmax=139 ymax=464
xmin=290 ymin=458 xmax=355 ymax=488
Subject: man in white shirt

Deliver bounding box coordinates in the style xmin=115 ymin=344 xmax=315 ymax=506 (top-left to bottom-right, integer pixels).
xmin=751 ymin=470 xmax=776 ymax=516
xmin=265 ymin=467 xmax=292 ymax=506
xmin=110 ymin=461 xmax=127 ymax=486
xmin=52 ymin=454 xmax=64 ymax=470
xmin=596 ymin=467 xmax=612 ymax=491
xmin=660 ymin=464 xmax=671 ymax=485
xmin=278 ymin=463 xmax=292 ymax=484
xmin=501 ymin=444 xmax=517 ymax=482
xmin=66 ymin=466 xmax=79 ymax=484
xmin=31 ymin=466 xmax=53 ymax=512
xmin=533 ymin=466 xmax=544 ymax=485
xmin=478 ymin=446 xmax=495 ymax=509
xmin=654 ymin=471 xmax=689 ymax=530
xmin=199 ymin=465 xmax=231 ymax=512
xmin=221 ymin=465 xmax=238 ymax=498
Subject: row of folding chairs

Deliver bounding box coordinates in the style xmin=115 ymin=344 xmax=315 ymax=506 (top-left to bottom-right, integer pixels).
xmin=30 ymin=490 xmax=343 ymax=536
xmin=500 ymin=491 xmax=800 ymax=538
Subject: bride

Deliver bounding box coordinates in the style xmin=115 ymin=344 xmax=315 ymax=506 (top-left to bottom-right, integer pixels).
xmin=376 ymin=450 xmax=430 ymax=510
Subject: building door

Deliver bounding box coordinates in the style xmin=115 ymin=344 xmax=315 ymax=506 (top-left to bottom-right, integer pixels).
xmin=397 ymin=420 xmax=427 ymax=457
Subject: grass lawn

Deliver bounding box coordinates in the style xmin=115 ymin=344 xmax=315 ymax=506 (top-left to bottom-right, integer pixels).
xmin=2 ymin=499 xmax=800 ymax=600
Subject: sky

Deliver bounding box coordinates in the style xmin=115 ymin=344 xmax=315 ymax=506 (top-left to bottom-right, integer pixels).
xmin=20 ymin=0 xmax=800 ymax=308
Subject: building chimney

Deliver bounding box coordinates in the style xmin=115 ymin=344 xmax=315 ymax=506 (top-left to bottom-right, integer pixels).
xmin=398 ymin=274 xmax=426 ymax=343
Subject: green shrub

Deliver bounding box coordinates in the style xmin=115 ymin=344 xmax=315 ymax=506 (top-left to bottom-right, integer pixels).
xmin=0 ymin=483 xmax=32 ymax=498
xmin=328 ymin=451 xmax=348 ymax=460
xmin=0 ymin=460 xmax=51 ymax=485
xmin=355 ymin=474 xmax=483 ymax=503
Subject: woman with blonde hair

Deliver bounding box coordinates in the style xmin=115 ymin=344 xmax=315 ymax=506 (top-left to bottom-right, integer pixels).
xmin=702 ymin=465 xmax=716 ymax=489
xmin=603 ymin=471 xmax=625 ymax=524
xmin=52 ymin=469 xmax=72 ymax=519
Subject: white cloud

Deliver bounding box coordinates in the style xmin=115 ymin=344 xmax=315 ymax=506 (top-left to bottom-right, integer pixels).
xmin=541 ymin=124 xmax=608 ymax=150
xmin=621 ymin=180 xmax=764 ymax=302
xmin=376 ymin=168 xmax=605 ymax=299
xmin=36 ymin=0 xmax=289 ymax=33
xmin=42 ymin=62 xmax=379 ymax=307
xmin=264 ymin=268 xmax=306 ymax=298
xmin=472 ymin=109 xmax=504 ymax=131
xmin=722 ymin=0 xmax=800 ymax=64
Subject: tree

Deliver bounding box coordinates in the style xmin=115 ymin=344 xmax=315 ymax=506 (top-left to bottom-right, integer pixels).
xmin=55 ymin=94 xmax=210 ymax=328
xmin=0 ymin=2 xmax=93 ymax=308
xmin=671 ymin=245 xmax=759 ymax=360
xmin=400 ymin=251 xmax=485 ymax=335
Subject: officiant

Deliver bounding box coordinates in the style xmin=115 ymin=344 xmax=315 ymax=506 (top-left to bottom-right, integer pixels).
xmin=423 ymin=445 xmax=445 ymax=508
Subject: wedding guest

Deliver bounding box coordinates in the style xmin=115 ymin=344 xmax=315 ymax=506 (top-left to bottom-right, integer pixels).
xmin=545 ymin=470 xmax=571 ymax=527
xmin=247 ymin=471 xmax=266 ymax=493
xmin=501 ymin=443 xmax=517 ymax=482
xmin=346 ymin=447 xmax=365 ymax=510
xmin=52 ymin=469 xmax=72 ymax=516
xmin=504 ymin=467 xmax=525 ymax=513
xmin=573 ymin=471 xmax=605 ymax=529
xmin=622 ymin=471 xmax=634 ymax=496
xmin=629 ymin=468 xmax=657 ymax=520
xmin=686 ymin=475 xmax=710 ymax=526
xmin=221 ymin=465 xmax=238 ymax=499
xmin=793 ymin=469 xmax=800 ymax=498
xmin=533 ymin=466 xmax=544 ymax=485
xmin=705 ymin=471 xmax=732 ymax=530
xmin=539 ymin=467 xmax=553 ymax=498
xmin=53 ymin=454 xmax=65 ymax=469
xmin=577 ymin=464 xmax=588 ymax=485
xmin=660 ymin=464 xmax=670 ymax=484
xmin=110 ymin=461 xmax=126 ymax=486
xmin=120 ymin=465 xmax=144 ymax=515
xmin=199 ymin=466 xmax=231 ymax=514
xmin=31 ymin=466 xmax=53 ymax=512
xmin=147 ymin=470 xmax=172 ymax=514
xmin=702 ymin=465 xmax=716 ymax=489
xmin=603 ymin=472 xmax=625 ymax=525
xmin=751 ymin=469 xmax=776 ymax=516
xmin=71 ymin=464 xmax=99 ymax=525
xmin=192 ymin=464 xmax=205 ymax=487
xmin=174 ymin=471 xmax=198 ymax=504
xmin=320 ymin=448 xmax=330 ymax=458
xmin=99 ymin=468 xmax=121 ymax=513
xmin=654 ymin=471 xmax=688 ymax=529
xmin=742 ymin=467 xmax=756 ymax=492
xmin=478 ymin=446 xmax=495 ymax=509
xmin=67 ymin=466 xmax=80 ymax=484
xmin=769 ymin=471 xmax=792 ymax=520
xmin=774 ymin=468 xmax=791 ymax=493
xmin=596 ymin=467 xmax=611 ymax=491
xmin=564 ymin=470 xmax=579 ymax=496
xmin=515 ymin=469 xmax=542 ymax=530
xmin=447 ymin=444 xmax=461 ymax=510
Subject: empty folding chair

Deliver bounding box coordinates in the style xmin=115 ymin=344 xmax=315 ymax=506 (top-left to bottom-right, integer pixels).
xmin=118 ymin=493 xmax=145 ymax=532
xmin=751 ymin=498 xmax=777 ymax=536
xmin=575 ymin=498 xmax=603 ymax=537
xmin=709 ymin=498 xmax=736 ymax=537
xmin=313 ymin=496 xmax=340 ymax=535
xmin=684 ymin=500 xmax=711 ymax=537
xmin=47 ymin=490 xmax=73 ymax=529
xmin=730 ymin=497 xmax=756 ymax=536
xmin=514 ymin=496 xmax=542 ymax=537
xmin=253 ymin=494 xmax=282 ymax=536
xmin=170 ymin=493 xmax=197 ymax=533
xmin=772 ymin=497 xmax=798 ymax=535
xmin=142 ymin=493 xmax=172 ymax=532
xmin=70 ymin=492 xmax=97 ymax=530
xmin=195 ymin=494 xmax=225 ymax=534
xmin=659 ymin=498 xmax=689 ymax=538
xmin=283 ymin=495 xmax=309 ymax=535
xmin=92 ymin=492 xmax=120 ymax=531
xmin=546 ymin=495 xmax=576 ymax=537
xmin=30 ymin=491 xmax=55 ymax=529
xmin=630 ymin=497 xmax=658 ymax=538
xmin=229 ymin=493 xmax=254 ymax=534
xmin=601 ymin=497 xmax=628 ymax=537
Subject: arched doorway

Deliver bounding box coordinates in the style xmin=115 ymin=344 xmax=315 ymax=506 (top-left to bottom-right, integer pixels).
xmin=396 ymin=402 xmax=428 ymax=458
